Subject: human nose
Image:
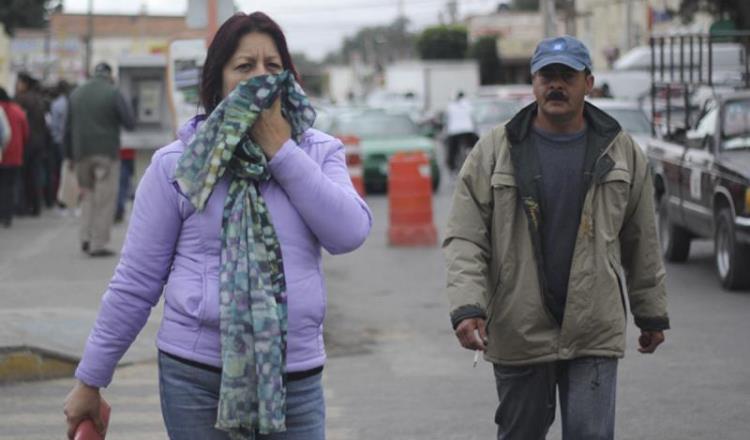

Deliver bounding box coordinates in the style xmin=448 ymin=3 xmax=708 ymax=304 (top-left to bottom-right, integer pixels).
xmin=250 ymin=65 xmax=269 ymax=78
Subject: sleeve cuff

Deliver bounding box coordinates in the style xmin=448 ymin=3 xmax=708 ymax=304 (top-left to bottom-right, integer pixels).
xmin=450 ymin=304 xmax=487 ymax=330
xmin=267 ymin=138 xmax=299 ymax=171
xmin=634 ymin=315 xmax=670 ymax=331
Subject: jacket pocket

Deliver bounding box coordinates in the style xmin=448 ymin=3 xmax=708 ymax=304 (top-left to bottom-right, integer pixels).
xmin=607 ymin=249 xmax=628 ymax=319
xmin=490 ymin=172 xmax=518 ymax=239
xmin=596 ymin=168 xmax=632 ymax=241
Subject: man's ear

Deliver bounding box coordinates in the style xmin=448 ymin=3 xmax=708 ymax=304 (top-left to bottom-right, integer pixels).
xmin=585 ymin=74 xmax=595 ymax=95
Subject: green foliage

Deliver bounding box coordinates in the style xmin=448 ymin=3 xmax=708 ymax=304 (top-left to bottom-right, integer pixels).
xmin=678 ymin=0 xmax=750 ymax=29
xmin=323 ymin=17 xmax=416 ymax=66
xmin=470 ymin=36 xmax=502 ymax=85
xmin=512 ymin=0 xmax=539 ymax=11
xmin=416 ymin=25 xmax=468 ymax=60
xmin=0 ymin=0 xmax=60 ymax=36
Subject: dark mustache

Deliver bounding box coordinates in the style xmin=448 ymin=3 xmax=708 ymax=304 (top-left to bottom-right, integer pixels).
xmin=546 ymin=90 xmax=568 ymax=101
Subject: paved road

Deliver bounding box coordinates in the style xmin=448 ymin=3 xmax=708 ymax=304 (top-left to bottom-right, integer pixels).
xmin=1 ymin=174 xmax=749 ymax=439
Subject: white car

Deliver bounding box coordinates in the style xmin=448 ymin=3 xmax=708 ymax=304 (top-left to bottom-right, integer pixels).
xmin=588 ymin=98 xmax=652 ymax=151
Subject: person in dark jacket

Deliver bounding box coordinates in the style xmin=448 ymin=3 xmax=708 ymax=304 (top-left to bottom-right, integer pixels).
xmin=0 ymin=87 xmax=30 ymax=227
xmin=67 ymin=62 xmax=135 ymax=256
xmin=15 ymin=72 xmax=49 ymax=216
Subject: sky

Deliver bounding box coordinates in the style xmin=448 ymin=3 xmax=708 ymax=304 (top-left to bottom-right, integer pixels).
xmin=61 ymin=0 xmax=505 ymax=60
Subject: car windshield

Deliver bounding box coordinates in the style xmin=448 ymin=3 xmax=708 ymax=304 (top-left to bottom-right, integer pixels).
xmin=472 ymin=99 xmax=522 ymax=125
xmin=605 ymin=108 xmax=651 ymax=135
xmin=335 ymin=111 xmax=420 ymax=138
xmin=722 ymin=99 xmax=750 ymax=150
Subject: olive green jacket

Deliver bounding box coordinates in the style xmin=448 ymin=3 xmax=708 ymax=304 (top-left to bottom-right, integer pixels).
xmin=443 ymin=102 xmax=670 ymax=366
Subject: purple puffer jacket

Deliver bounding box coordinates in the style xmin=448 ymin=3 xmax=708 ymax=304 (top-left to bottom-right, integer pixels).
xmin=75 ymin=116 xmax=372 ymax=388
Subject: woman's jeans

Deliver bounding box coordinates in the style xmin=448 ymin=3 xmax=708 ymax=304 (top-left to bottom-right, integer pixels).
xmin=158 ymin=351 xmax=325 ymax=440
xmin=494 ymin=356 xmax=618 ymax=440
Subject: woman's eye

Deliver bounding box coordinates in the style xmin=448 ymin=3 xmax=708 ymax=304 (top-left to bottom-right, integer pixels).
xmin=267 ymin=63 xmax=281 ymax=71
xmin=237 ymin=63 xmax=253 ymax=72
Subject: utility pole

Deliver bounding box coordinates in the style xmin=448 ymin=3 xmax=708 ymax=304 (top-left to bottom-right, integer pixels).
xmin=542 ymin=0 xmax=557 ymax=38
xmin=625 ymin=0 xmax=634 ymax=50
xmin=565 ymin=0 xmax=577 ymax=36
xmin=446 ymin=0 xmax=458 ymax=24
xmin=206 ymin=0 xmax=218 ymax=46
xmin=398 ymin=0 xmax=405 ymax=19
xmin=84 ymin=0 xmax=94 ymax=77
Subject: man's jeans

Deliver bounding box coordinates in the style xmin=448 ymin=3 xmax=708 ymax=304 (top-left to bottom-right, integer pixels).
xmin=158 ymin=351 xmax=325 ymax=440
xmin=494 ymin=357 xmax=618 ymax=440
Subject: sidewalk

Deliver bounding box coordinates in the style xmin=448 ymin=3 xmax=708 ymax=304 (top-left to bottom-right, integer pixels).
xmin=0 ymin=208 xmax=161 ymax=382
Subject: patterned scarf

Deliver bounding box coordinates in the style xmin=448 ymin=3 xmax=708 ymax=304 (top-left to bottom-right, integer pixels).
xmin=174 ymin=71 xmax=316 ymax=439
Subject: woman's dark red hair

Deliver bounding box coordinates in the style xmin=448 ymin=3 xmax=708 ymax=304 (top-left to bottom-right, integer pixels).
xmin=200 ymin=11 xmax=299 ymax=114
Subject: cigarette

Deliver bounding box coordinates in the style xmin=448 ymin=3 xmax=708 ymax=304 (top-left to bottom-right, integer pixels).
xmin=473 ymin=350 xmax=480 ymax=367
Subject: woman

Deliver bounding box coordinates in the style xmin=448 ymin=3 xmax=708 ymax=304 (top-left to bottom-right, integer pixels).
xmin=64 ymin=11 xmax=372 ymax=440
xmin=0 ymin=86 xmax=30 ymax=227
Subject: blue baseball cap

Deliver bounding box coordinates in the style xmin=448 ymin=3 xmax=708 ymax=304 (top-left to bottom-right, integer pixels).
xmin=530 ymin=36 xmax=592 ymax=74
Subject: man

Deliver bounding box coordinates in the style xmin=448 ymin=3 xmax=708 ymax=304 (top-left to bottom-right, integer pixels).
xmin=443 ymin=91 xmax=477 ymax=173
xmin=443 ymin=36 xmax=669 ymax=440
xmin=14 ymin=72 xmax=48 ymax=216
xmin=68 ymin=62 xmax=135 ymax=257
xmin=48 ymin=80 xmax=71 ymax=210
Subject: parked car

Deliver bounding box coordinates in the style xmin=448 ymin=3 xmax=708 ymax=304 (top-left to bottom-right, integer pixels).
xmin=588 ymin=98 xmax=652 ymax=150
xmin=471 ymin=97 xmax=524 ymax=138
xmin=328 ymin=109 xmax=441 ymax=193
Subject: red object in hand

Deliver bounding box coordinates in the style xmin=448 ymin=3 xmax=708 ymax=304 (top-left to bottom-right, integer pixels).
xmin=74 ymin=399 xmax=111 ymax=440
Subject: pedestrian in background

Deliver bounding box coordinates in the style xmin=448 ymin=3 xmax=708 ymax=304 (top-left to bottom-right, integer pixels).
xmin=0 ymin=87 xmax=29 ymax=228
xmin=114 ymin=146 xmax=135 ymax=223
xmin=14 ymin=72 xmax=49 ymax=217
xmin=64 ymin=11 xmax=372 ymax=440
xmin=48 ymin=79 xmax=71 ymax=210
xmin=67 ymin=62 xmax=135 ymax=257
xmin=443 ymin=90 xmax=477 ymax=173
xmin=443 ymin=36 xmax=669 ymax=440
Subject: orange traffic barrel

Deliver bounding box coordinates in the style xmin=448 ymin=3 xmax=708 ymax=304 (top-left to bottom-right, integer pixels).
xmin=340 ymin=135 xmax=366 ymax=198
xmin=388 ymin=151 xmax=437 ymax=246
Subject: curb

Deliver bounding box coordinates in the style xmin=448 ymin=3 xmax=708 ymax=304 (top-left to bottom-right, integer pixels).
xmin=0 ymin=346 xmax=78 ymax=384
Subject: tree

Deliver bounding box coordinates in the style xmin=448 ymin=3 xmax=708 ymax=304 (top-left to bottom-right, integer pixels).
xmin=417 ymin=25 xmax=468 ymax=60
xmin=0 ymin=0 xmax=61 ymax=36
xmin=323 ymin=17 xmax=416 ymax=66
xmin=470 ymin=36 xmax=502 ymax=85
xmin=678 ymin=0 xmax=750 ymax=30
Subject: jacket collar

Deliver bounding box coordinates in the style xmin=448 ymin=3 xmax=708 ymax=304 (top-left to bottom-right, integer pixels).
xmin=505 ymin=101 xmax=621 ymax=149
xmin=177 ymin=114 xmax=207 ymax=146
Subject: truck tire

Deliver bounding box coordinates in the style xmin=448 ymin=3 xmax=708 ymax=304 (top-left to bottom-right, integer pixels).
xmin=714 ymin=209 xmax=750 ymax=290
xmin=658 ymin=196 xmax=691 ymax=262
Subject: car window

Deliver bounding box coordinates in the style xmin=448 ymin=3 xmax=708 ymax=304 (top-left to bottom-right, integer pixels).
xmin=472 ymin=100 xmax=521 ymax=125
xmin=722 ymin=99 xmax=750 ymax=150
xmin=334 ymin=112 xmax=420 ymax=138
xmin=605 ymin=108 xmax=651 ymax=135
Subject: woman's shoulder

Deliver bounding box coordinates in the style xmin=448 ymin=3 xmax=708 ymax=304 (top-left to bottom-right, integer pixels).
xmin=149 ymin=140 xmax=186 ymax=181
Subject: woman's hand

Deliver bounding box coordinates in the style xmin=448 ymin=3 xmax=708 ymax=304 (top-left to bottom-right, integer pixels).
xmin=251 ymin=97 xmax=291 ymax=160
xmin=64 ymin=380 xmax=104 ymax=439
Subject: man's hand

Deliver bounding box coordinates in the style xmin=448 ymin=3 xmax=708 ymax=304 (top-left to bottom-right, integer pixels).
xmin=638 ymin=330 xmax=665 ymax=354
xmin=454 ymin=318 xmax=487 ymax=351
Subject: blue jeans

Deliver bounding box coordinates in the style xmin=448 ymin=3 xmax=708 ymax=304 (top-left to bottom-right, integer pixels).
xmin=493 ymin=357 xmax=618 ymax=440
xmin=158 ymin=351 xmax=325 ymax=440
